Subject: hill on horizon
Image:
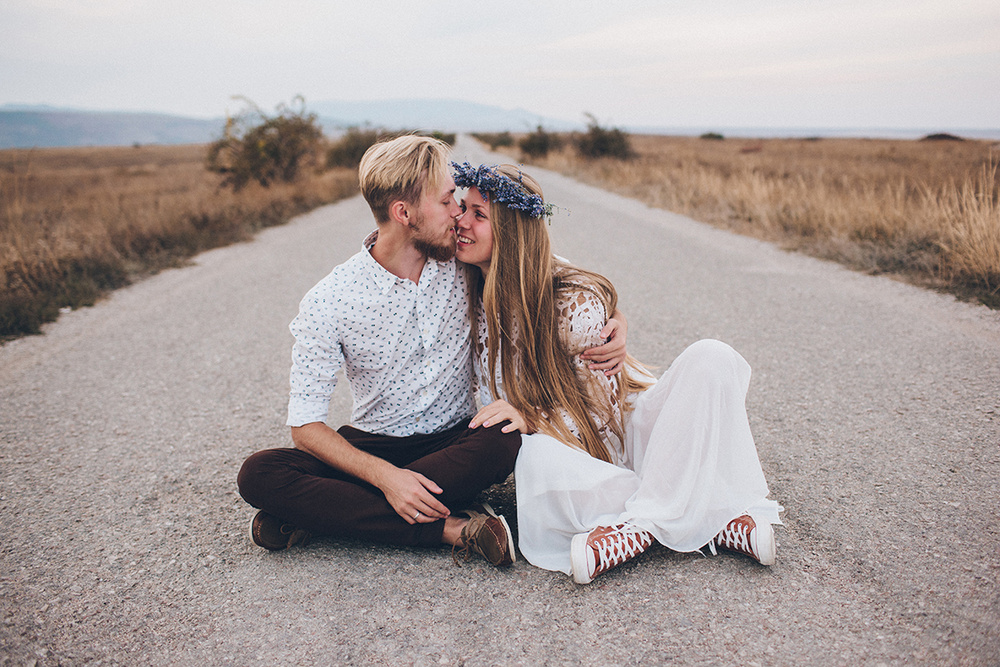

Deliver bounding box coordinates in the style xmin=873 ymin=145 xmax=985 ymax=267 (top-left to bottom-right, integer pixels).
xmin=3 ymin=102 xmax=997 ymax=149
xmin=0 ymin=100 xmax=580 ymax=149
xmin=0 ymin=108 xmax=223 ymax=148
xmin=311 ymin=98 xmax=579 ymax=134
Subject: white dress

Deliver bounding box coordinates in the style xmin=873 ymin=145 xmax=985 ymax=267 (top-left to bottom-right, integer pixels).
xmin=474 ymin=279 xmax=783 ymax=575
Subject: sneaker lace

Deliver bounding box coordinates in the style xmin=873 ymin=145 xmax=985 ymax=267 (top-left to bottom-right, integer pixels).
xmin=593 ymin=525 xmax=652 ymax=573
xmin=712 ymin=517 xmax=752 ymax=557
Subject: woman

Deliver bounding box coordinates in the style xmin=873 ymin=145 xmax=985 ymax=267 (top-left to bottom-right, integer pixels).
xmin=452 ymin=162 xmax=783 ymax=584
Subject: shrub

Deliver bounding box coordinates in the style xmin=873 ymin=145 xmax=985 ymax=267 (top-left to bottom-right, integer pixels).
xmin=520 ymin=126 xmax=562 ymax=158
xmin=326 ymin=127 xmax=384 ymax=168
xmin=206 ymin=96 xmax=324 ymax=191
xmin=473 ymin=132 xmax=514 ymax=150
xmin=921 ymin=133 xmax=965 ymax=142
xmin=327 ymin=128 xmax=455 ymax=169
xmin=428 ymin=130 xmax=456 ymax=146
xmin=575 ymin=114 xmax=633 ymax=160
xmin=700 ymin=132 xmax=725 ymax=140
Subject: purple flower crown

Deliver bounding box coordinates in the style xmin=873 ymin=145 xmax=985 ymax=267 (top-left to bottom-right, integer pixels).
xmin=451 ymin=162 xmax=554 ymax=219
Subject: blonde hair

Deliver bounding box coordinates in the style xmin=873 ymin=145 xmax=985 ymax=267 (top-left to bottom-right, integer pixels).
xmin=359 ymin=135 xmax=450 ymax=223
xmin=474 ymin=165 xmax=652 ymax=462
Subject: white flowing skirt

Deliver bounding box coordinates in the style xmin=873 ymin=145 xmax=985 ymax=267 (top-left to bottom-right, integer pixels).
xmin=514 ymin=339 xmax=783 ymax=575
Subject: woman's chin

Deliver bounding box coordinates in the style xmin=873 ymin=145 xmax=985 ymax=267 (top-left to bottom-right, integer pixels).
xmin=457 ymin=250 xmax=488 ymax=272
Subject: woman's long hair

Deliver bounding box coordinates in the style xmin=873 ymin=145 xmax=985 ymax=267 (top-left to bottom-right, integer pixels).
xmin=472 ymin=165 xmax=651 ymax=462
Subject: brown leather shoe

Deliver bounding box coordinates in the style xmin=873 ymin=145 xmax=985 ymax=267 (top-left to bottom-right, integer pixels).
xmin=249 ymin=510 xmax=311 ymax=551
xmin=453 ymin=503 xmax=515 ymax=567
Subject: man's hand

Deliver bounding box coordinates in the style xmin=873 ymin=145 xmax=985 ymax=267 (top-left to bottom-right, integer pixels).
xmin=580 ymin=307 xmax=628 ymax=376
xmin=375 ymin=466 xmax=451 ymax=524
xmin=291 ymin=422 xmax=451 ymax=524
xmin=469 ymin=399 xmax=530 ymax=434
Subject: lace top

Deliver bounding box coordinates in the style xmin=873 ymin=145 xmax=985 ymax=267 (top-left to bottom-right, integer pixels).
xmin=474 ymin=273 xmax=627 ymax=464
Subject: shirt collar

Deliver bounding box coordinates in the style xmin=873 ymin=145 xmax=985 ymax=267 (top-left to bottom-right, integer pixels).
xmin=361 ymin=229 xmax=445 ymax=294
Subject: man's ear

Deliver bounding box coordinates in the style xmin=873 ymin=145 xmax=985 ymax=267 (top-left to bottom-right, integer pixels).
xmin=388 ymin=200 xmax=411 ymax=227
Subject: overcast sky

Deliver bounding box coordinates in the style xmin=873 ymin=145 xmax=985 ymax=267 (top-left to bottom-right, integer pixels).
xmin=2 ymin=0 xmax=998 ymax=130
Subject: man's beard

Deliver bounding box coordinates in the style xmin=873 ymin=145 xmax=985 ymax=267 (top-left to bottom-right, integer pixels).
xmin=411 ymin=214 xmax=456 ymax=262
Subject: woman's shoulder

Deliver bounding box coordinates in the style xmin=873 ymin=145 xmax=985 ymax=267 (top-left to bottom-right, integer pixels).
xmin=553 ymin=267 xmax=609 ymax=354
xmin=554 ymin=265 xmax=609 ymax=316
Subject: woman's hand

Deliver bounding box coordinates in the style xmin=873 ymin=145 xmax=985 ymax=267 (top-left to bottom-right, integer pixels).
xmin=470 ymin=400 xmax=531 ymax=434
xmin=580 ymin=308 xmax=628 ymax=376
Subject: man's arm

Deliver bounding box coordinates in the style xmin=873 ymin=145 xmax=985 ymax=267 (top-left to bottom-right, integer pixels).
xmin=580 ymin=307 xmax=629 ymax=376
xmin=291 ymin=422 xmax=451 ymax=523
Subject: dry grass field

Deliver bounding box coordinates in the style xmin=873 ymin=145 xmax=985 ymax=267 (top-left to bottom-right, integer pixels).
xmin=1 ymin=143 xmax=358 ymax=338
xmin=500 ymin=134 xmax=999 ymax=307
xmin=3 ymin=135 xmax=996 ymax=340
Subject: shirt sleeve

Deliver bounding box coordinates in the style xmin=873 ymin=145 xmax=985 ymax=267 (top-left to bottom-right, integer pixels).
xmin=557 ymin=287 xmax=609 ymax=356
xmin=286 ymin=288 xmax=343 ymax=427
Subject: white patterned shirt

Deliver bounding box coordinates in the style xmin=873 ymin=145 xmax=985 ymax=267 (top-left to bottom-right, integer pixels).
xmin=287 ymin=230 xmax=475 ymax=436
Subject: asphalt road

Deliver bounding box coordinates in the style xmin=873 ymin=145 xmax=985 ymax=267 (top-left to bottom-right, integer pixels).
xmin=2 ymin=136 xmax=998 ymax=665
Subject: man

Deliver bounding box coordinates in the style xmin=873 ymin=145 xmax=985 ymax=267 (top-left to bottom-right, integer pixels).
xmin=238 ymin=135 xmax=624 ymax=566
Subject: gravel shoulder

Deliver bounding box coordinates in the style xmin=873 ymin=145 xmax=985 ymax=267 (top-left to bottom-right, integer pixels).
xmin=2 ymin=136 xmax=998 ymax=665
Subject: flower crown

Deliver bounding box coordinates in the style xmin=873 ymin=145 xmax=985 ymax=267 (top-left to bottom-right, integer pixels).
xmin=451 ymin=162 xmax=554 ymax=219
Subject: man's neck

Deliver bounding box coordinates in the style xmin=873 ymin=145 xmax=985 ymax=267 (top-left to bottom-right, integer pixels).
xmin=369 ymin=229 xmax=427 ymax=284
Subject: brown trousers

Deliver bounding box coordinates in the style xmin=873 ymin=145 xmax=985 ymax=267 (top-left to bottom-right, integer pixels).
xmin=237 ymin=421 xmax=520 ymax=547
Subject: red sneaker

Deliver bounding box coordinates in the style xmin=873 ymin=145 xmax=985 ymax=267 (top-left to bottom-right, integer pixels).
xmin=570 ymin=523 xmax=654 ymax=584
xmin=711 ymin=513 xmax=776 ymax=565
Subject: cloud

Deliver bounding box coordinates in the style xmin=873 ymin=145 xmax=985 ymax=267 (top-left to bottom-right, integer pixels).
xmin=1 ymin=0 xmax=997 ymax=126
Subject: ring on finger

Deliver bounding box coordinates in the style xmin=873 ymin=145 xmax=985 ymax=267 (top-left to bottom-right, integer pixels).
xmin=413 ymin=511 xmax=421 ymax=520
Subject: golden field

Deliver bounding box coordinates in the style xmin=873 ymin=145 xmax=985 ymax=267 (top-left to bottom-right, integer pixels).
xmin=500 ymin=134 xmax=1000 ymax=307
xmin=2 ymin=134 xmax=997 ymax=340
xmin=1 ymin=143 xmax=357 ymax=338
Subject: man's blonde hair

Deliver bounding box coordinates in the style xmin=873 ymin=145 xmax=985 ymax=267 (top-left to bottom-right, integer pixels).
xmin=359 ymin=135 xmax=451 ymax=223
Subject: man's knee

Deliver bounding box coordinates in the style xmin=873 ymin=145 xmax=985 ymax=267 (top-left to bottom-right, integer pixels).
xmin=474 ymin=423 xmax=522 ymax=476
xmin=237 ymin=449 xmax=281 ymax=508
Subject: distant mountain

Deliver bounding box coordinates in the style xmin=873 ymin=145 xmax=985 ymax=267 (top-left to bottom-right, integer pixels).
xmin=311 ymin=99 xmax=580 ymax=133
xmin=0 ymin=100 xmax=581 ymax=148
xmin=0 ymin=108 xmax=222 ymax=148
xmin=4 ymin=102 xmax=997 ymax=149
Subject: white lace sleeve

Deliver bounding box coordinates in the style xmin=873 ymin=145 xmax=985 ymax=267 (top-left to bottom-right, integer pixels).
xmin=557 ymin=288 xmax=609 ymax=355
xmin=473 ymin=300 xmax=502 ymax=407
xmin=555 ymin=286 xmax=622 ymax=447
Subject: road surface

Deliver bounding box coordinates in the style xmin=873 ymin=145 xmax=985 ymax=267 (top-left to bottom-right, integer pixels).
xmin=2 ymin=136 xmax=998 ymax=665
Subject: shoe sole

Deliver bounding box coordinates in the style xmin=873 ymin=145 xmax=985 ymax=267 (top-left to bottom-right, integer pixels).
xmin=570 ymin=532 xmax=593 ymax=585
xmin=479 ymin=502 xmax=516 ymax=564
xmin=754 ymin=523 xmax=776 ymax=566
xmin=248 ymin=511 xmax=273 ymax=550
xmin=249 ymin=510 xmax=287 ymax=551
